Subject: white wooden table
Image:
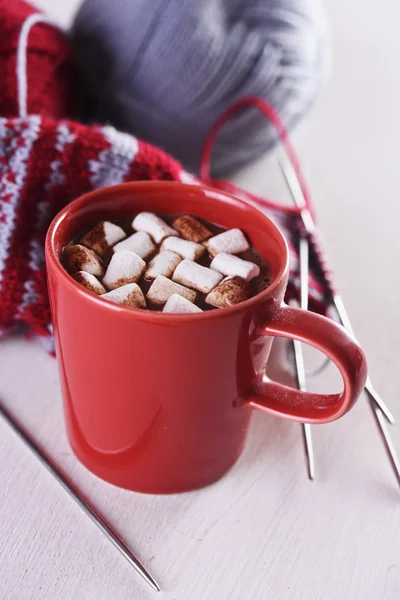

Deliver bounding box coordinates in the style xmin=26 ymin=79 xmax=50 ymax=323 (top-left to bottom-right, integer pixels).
xmin=1 ymin=1 xmax=400 ymax=598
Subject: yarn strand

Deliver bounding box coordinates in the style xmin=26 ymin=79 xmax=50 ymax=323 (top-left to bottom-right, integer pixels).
xmin=200 ymin=95 xmax=316 ymax=219
xmin=16 ymin=13 xmax=57 ymax=118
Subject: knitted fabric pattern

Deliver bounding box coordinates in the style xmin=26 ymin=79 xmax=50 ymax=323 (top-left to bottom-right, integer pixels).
xmin=0 ymin=0 xmax=77 ymax=119
xmin=0 ymin=116 xmax=186 ymax=341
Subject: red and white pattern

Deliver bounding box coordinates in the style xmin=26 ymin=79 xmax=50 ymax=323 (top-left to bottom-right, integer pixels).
xmin=0 ymin=115 xmax=193 ymax=341
xmin=89 ymin=126 xmax=139 ymax=189
xmin=0 ymin=117 xmax=40 ymax=281
xmin=19 ymin=122 xmax=75 ymax=315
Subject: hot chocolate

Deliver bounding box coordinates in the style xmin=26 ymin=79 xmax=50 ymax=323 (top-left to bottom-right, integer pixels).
xmin=62 ymin=212 xmax=271 ymax=312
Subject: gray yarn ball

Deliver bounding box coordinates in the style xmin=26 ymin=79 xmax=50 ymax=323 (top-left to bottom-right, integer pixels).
xmin=71 ymin=0 xmax=326 ymax=175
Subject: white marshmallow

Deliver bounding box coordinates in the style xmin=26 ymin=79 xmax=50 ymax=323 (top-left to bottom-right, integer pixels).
xmin=204 ymin=228 xmax=249 ymax=257
xmin=102 ymin=283 xmax=146 ymax=308
xmin=161 ymin=236 xmax=205 ymax=261
xmin=146 ymin=274 xmax=197 ymax=305
xmin=113 ymin=231 xmax=156 ymax=260
xmin=80 ymin=221 xmax=126 ymax=256
xmin=206 ymin=276 xmax=250 ymax=308
xmin=210 ymin=252 xmax=260 ymax=282
xmin=172 ymin=259 xmax=223 ymax=293
xmin=163 ymin=294 xmax=202 ymax=314
xmin=103 ymin=251 xmax=146 ymax=290
xmin=132 ymin=212 xmax=178 ymax=244
xmin=172 ymin=214 xmax=212 ymax=242
xmin=73 ymin=271 xmax=106 ymax=295
xmin=63 ymin=244 xmax=103 ymax=277
xmin=144 ymin=251 xmax=182 ymax=280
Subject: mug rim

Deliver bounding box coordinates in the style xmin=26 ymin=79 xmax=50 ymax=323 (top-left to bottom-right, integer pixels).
xmin=45 ymin=181 xmax=290 ymax=322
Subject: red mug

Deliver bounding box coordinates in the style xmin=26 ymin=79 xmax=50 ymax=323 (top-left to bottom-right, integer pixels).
xmin=46 ymin=182 xmax=367 ymax=494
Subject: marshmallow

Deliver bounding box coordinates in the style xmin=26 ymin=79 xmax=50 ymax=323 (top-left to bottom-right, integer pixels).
xmin=161 ymin=236 xmax=205 ymax=261
xmin=113 ymin=231 xmax=156 ymax=259
xmin=80 ymin=221 xmax=126 ymax=256
xmin=73 ymin=271 xmax=106 ymax=295
xmin=132 ymin=212 xmax=178 ymax=244
xmin=63 ymin=244 xmax=103 ymax=277
xmin=204 ymin=228 xmax=249 ymax=257
xmin=163 ymin=293 xmax=202 ymax=314
xmin=206 ymin=276 xmax=250 ymax=308
xmin=172 ymin=215 xmax=212 ymax=242
xmin=144 ymin=251 xmax=182 ymax=280
xmin=172 ymin=259 xmax=223 ymax=293
xmin=146 ymin=274 xmax=196 ymax=305
xmin=210 ymin=252 xmax=260 ymax=282
xmin=102 ymin=283 xmax=146 ymax=308
xmin=103 ymin=251 xmax=146 ymax=290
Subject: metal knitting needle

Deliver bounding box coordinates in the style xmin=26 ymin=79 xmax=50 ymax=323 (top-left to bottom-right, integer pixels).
xmin=291 ymin=235 xmax=315 ymax=480
xmin=276 ymin=158 xmax=314 ymax=478
xmin=278 ymin=159 xmax=395 ymax=424
xmin=331 ymin=294 xmax=395 ymax=424
xmin=0 ymin=401 xmax=160 ymax=592
xmin=332 ymin=295 xmax=400 ymax=486
xmin=279 ymin=158 xmax=400 ymax=489
xmin=368 ymin=397 xmax=400 ymax=488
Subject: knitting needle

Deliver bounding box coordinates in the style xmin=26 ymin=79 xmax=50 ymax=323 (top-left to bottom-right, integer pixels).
xmin=278 ymin=159 xmax=395 ymax=424
xmin=332 ymin=294 xmax=400 ymax=486
xmin=274 ymin=158 xmax=314 ymax=478
xmin=291 ymin=235 xmax=315 ymax=480
xmin=278 ymin=158 xmax=400 ymax=488
xmin=292 ymin=333 xmax=315 ymax=480
xmin=0 ymin=400 xmax=160 ymax=592
xmin=331 ymin=294 xmax=395 ymax=424
xmin=368 ymin=398 xmax=400 ymax=488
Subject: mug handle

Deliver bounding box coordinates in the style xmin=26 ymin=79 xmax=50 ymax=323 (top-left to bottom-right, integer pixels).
xmin=245 ymin=303 xmax=368 ymax=424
